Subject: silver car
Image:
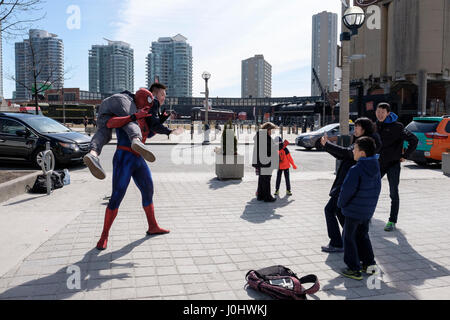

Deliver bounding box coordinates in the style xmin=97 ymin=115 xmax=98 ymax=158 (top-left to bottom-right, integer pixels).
xmin=295 ymin=123 xmax=355 ymax=150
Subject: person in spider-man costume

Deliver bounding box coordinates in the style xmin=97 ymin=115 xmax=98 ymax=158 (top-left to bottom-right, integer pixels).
xmin=96 ymin=87 xmax=182 ymax=250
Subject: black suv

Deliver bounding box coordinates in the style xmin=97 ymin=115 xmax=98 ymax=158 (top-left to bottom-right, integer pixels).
xmin=0 ymin=112 xmax=91 ymax=167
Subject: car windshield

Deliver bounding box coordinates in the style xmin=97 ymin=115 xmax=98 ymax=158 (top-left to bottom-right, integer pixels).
xmin=24 ymin=117 xmax=71 ymax=133
xmin=314 ymin=124 xmax=339 ymax=134
xmin=406 ymin=121 xmax=439 ymax=133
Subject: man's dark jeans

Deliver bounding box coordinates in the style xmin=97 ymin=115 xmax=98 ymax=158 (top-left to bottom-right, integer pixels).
xmin=380 ymin=162 xmax=401 ymax=223
xmin=324 ymin=196 xmax=345 ymax=248
xmin=343 ymin=217 xmax=376 ymax=271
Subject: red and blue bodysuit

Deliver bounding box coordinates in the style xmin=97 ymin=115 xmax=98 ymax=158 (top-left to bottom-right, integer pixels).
xmin=96 ymin=89 xmax=172 ymax=250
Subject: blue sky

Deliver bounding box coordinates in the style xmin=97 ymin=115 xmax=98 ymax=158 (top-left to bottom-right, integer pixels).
xmin=3 ymin=0 xmax=342 ymax=99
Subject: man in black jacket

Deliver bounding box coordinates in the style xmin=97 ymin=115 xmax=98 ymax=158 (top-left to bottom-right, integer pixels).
xmin=376 ymin=103 xmax=418 ymax=232
xmin=252 ymin=122 xmax=278 ymax=202
xmin=320 ymin=118 xmax=382 ymax=253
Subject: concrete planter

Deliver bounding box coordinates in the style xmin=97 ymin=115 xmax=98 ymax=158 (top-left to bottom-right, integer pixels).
xmin=443 ymin=153 xmax=450 ymax=176
xmin=215 ymin=154 xmax=244 ymax=180
xmin=0 ymin=171 xmax=41 ymax=204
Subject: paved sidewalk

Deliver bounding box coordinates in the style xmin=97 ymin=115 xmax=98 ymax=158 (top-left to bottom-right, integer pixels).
xmin=0 ymin=166 xmax=449 ymax=300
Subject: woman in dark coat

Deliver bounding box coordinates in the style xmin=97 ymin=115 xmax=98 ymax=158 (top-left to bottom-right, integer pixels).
xmin=320 ymin=118 xmax=382 ymax=253
xmin=252 ymin=122 xmax=278 ymax=202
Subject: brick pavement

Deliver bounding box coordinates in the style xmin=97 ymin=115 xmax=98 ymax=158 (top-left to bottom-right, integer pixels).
xmin=0 ymin=167 xmax=449 ymax=300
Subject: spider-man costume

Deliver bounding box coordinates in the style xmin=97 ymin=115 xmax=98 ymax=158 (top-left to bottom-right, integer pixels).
xmin=96 ymin=89 xmax=172 ymax=250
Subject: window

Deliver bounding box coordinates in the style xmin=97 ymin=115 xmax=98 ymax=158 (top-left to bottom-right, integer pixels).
xmin=0 ymin=118 xmax=26 ymax=135
xmin=406 ymin=121 xmax=439 ymax=133
xmin=445 ymin=121 xmax=450 ymax=133
xmin=48 ymin=94 xmax=60 ymax=101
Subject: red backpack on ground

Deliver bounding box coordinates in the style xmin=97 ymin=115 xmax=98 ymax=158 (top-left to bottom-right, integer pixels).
xmin=245 ymin=265 xmax=320 ymax=300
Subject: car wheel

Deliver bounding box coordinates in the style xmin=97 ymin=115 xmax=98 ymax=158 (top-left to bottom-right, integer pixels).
xmin=32 ymin=148 xmax=54 ymax=170
xmin=413 ymin=161 xmax=427 ymax=167
xmin=304 ymin=147 xmax=313 ymax=151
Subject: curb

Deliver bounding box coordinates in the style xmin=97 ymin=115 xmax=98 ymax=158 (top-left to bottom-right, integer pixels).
xmin=0 ymin=171 xmax=41 ymax=204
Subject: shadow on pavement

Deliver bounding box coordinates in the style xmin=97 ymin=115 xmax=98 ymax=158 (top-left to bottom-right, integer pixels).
xmin=240 ymin=196 xmax=294 ymax=224
xmin=2 ymin=194 xmax=48 ymax=206
xmin=207 ymin=178 xmax=242 ymax=190
xmin=321 ymin=218 xmax=450 ymax=299
xmin=0 ymin=237 xmax=150 ymax=299
xmin=403 ymin=163 xmax=442 ymax=171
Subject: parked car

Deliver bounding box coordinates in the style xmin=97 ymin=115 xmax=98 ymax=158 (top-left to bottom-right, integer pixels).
xmin=0 ymin=112 xmax=91 ymax=167
xmin=19 ymin=106 xmax=43 ymax=116
xmin=405 ymin=116 xmax=450 ymax=165
xmin=295 ymin=123 xmax=355 ymax=150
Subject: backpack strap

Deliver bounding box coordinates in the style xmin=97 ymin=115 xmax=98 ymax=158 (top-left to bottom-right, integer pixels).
xmin=299 ymin=274 xmax=320 ymax=295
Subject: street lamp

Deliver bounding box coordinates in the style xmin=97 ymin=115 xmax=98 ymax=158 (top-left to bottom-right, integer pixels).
xmin=202 ymin=71 xmax=211 ymax=145
xmin=339 ymin=5 xmax=365 ymax=147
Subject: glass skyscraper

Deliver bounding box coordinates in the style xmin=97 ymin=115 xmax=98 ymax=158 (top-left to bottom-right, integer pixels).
xmin=311 ymin=11 xmax=338 ymax=96
xmin=89 ymin=39 xmax=134 ymax=95
xmin=15 ymin=29 xmax=64 ymax=101
xmin=146 ymin=34 xmax=192 ymax=97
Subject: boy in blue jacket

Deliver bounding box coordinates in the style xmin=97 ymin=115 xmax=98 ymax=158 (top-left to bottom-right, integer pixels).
xmin=338 ymin=136 xmax=381 ymax=280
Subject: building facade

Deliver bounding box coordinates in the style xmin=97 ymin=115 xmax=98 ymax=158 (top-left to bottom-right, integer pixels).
xmin=0 ymin=22 xmax=3 ymax=99
xmin=89 ymin=39 xmax=134 ymax=95
xmin=348 ymin=0 xmax=450 ymax=119
xmin=146 ymin=34 xmax=193 ymax=97
xmin=241 ymin=55 xmax=272 ymax=98
xmin=14 ymin=29 xmax=64 ymax=101
xmin=311 ymin=11 xmax=338 ymax=97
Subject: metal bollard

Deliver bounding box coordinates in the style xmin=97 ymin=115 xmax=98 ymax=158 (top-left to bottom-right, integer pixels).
xmin=39 ymin=142 xmax=55 ymax=195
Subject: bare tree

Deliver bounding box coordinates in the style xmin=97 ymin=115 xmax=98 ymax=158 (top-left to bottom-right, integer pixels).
xmin=0 ymin=0 xmax=46 ymax=38
xmin=11 ymin=39 xmax=70 ymax=115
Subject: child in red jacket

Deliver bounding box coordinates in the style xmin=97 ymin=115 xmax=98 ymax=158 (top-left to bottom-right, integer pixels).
xmin=275 ymin=137 xmax=298 ymax=196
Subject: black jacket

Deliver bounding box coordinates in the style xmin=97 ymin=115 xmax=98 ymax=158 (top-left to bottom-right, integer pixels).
xmin=325 ymin=133 xmax=382 ymax=198
xmin=376 ymin=113 xmax=418 ymax=170
xmin=144 ymin=98 xmax=172 ymax=137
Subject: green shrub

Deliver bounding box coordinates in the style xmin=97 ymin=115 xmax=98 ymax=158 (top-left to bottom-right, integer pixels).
xmin=222 ymin=120 xmax=237 ymax=155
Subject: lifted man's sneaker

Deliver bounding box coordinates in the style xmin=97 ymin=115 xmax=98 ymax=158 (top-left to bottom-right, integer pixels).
xmin=274 ymin=190 xmax=279 ymax=196
xmin=131 ymin=140 xmax=156 ymax=162
xmin=384 ymin=222 xmax=396 ymax=232
xmin=341 ymin=268 xmax=363 ymax=281
xmin=83 ymin=154 xmax=106 ymax=180
xmin=321 ymin=244 xmax=344 ymax=253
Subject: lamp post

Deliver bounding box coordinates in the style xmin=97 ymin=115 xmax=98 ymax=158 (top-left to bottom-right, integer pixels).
xmin=339 ymin=5 xmax=365 ymax=147
xmin=202 ymin=71 xmax=211 ymax=145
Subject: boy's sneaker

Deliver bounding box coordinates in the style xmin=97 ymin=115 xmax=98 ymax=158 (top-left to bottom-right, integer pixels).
xmin=274 ymin=190 xmax=279 ymax=196
xmin=286 ymin=190 xmax=292 ymax=196
xmin=384 ymin=222 xmax=396 ymax=232
xmin=341 ymin=268 xmax=363 ymax=281
xmin=83 ymin=154 xmax=106 ymax=180
xmin=361 ymin=264 xmax=380 ymax=275
xmin=131 ymin=140 xmax=156 ymax=162
xmin=321 ymin=244 xmax=344 ymax=253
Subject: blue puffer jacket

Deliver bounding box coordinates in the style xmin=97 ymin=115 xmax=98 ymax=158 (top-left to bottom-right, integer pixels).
xmin=337 ymin=155 xmax=382 ymax=221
